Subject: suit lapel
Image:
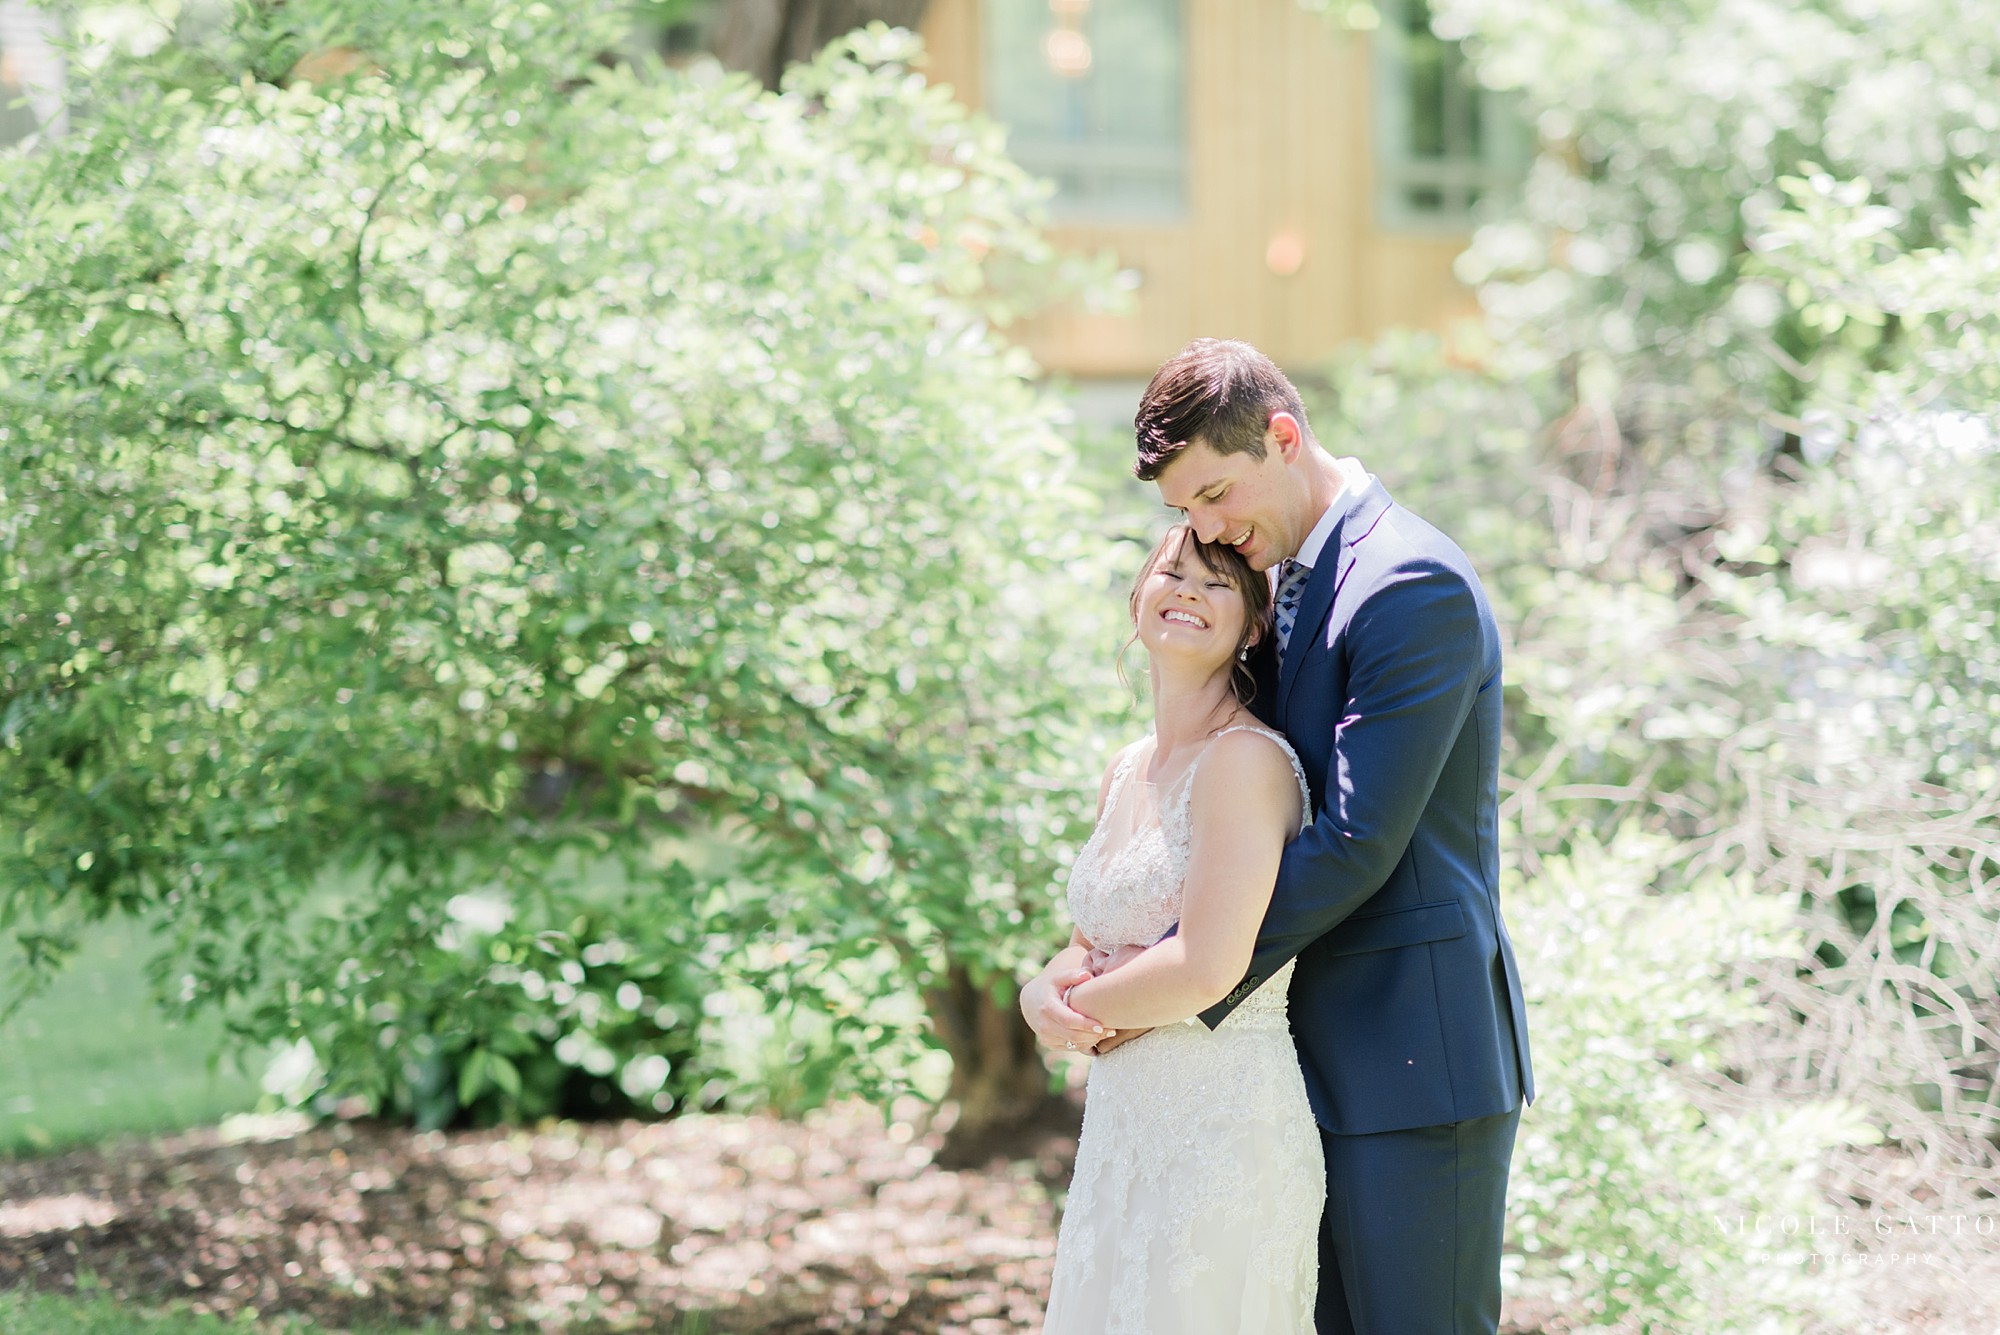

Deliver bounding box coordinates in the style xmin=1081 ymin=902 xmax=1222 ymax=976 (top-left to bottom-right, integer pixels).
xmin=1278 ymin=481 xmax=1393 ymax=721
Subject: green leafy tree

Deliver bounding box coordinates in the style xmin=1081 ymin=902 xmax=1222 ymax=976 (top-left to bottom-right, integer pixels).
xmin=1 ymin=1 xmax=1122 ymax=1137
xmin=1439 ymin=0 xmax=2000 ymax=446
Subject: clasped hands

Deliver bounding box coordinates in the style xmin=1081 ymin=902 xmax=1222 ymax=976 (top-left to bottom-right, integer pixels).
xmin=1021 ymin=941 xmax=1153 ymax=1056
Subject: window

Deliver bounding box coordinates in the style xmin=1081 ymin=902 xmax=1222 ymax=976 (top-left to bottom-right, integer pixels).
xmin=983 ymin=0 xmax=1186 ymax=223
xmin=0 ymin=1 xmax=66 ymax=146
xmin=1372 ymin=0 xmax=1529 ymax=230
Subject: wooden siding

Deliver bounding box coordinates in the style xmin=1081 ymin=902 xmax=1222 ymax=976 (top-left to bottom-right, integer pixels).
xmin=919 ymin=0 xmax=1478 ymax=378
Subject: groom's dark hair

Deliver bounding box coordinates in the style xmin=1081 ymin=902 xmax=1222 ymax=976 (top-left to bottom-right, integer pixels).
xmin=1132 ymin=339 xmax=1311 ymax=481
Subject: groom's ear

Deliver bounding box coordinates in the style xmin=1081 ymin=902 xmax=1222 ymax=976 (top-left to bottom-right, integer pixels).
xmin=1266 ymin=411 xmax=1306 ymax=462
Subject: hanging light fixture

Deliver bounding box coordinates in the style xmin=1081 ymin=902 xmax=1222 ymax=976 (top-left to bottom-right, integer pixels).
xmin=1044 ymin=0 xmax=1093 ymax=78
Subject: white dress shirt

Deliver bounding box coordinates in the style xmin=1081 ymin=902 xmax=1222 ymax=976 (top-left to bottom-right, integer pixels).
xmin=1288 ymin=456 xmax=1372 ymax=576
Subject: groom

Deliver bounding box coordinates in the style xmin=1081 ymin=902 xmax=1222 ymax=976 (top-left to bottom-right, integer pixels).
xmin=1024 ymin=339 xmax=1533 ymax=1334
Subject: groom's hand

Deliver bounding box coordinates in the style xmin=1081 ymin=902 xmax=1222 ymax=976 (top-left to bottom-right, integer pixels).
xmin=1090 ymin=1026 xmax=1152 ymax=1056
xmin=1077 ymin=944 xmax=1151 ymax=1054
xmin=1021 ymin=960 xmax=1114 ymax=1053
xmin=1085 ymin=943 xmax=1147 ymax=976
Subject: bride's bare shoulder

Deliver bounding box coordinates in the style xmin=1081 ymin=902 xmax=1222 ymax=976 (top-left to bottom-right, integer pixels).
xmin=1192 ymin=727 xmax=1303 ymax=826
xmin=1205 ymin=725 xmax=1297 ymax=773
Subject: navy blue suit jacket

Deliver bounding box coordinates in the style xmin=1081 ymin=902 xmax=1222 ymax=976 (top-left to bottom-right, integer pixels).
xmin=1199 ymin=479 xmax=1534 ymax=1138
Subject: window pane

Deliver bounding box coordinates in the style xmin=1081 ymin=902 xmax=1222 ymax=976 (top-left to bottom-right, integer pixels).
xmin=0 ymin=1 xmax=65 ymax=146
xmin=1406 ymin=39 xmax=1447 ymax=158
xmin=1373 ymin=0 xmax=1529 ymax=229
xmin=984 ymin=0 xmax=1186 ymax=221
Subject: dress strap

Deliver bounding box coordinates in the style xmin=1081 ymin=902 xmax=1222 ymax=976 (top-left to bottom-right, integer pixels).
xmin=1213 ymin=723 xmax=1286 ymax=745
xmin=1098 ymin=740 xmax=1147 ymax=820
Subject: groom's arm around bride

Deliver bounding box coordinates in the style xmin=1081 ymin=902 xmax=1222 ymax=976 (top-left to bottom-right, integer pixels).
xmin=1028 ymin=338 xmax=1534 ymax=1335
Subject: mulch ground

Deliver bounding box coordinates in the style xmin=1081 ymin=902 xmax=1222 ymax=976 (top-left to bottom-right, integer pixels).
xmin=7 ymin=1100 xmax=1989 ymax=1334
xmin=0 ymin=1098 xmax=1083 ymax=1333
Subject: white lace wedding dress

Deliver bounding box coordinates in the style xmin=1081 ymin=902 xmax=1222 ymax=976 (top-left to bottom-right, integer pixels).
xmin=1042 ymin=725 xmax=1323 ymax=1335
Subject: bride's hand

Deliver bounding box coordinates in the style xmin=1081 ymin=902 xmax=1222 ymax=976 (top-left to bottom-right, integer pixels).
xmin=1022 ymin=960 xmax=1115 ymax=1052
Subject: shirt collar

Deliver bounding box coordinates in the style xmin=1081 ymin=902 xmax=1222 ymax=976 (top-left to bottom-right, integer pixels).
xmin=1292 ymin=457 xmax=1372 ymax=570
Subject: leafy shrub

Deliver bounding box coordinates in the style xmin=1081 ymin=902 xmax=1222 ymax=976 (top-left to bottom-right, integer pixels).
xmin=255 ymin=876 xmax=716 ymax=1130
xmin=1505 ymin=831 xmax=1867 ymax=1332
xmin=0 ymin=2 xmax=1123 ymax=1134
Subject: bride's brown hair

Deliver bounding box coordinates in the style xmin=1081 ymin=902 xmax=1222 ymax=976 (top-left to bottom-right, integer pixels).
xmin=1121 ymin=524 xmax=1275 ymax=707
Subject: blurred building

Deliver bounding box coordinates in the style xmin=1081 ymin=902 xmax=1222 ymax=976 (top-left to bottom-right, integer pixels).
xmin=0 ymin=0 xmax=63 ymax=145
xmin=921 ymin=0 xmax=1529 ymax=379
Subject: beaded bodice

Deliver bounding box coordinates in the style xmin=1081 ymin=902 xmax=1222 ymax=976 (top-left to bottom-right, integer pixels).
xmin=1066 ymin=725 xmax=1312 ymax=1024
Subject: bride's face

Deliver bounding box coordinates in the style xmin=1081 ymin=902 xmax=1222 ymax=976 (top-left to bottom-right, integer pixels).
xmin=1134 ymin=531 xmax=1253 ymax=674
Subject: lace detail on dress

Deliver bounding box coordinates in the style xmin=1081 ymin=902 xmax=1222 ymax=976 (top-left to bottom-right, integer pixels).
xmin=1043 ymin=725 xmax=1322 ymax=1335
xmin=1065 ymin=726 xmax=1311 ymax=1027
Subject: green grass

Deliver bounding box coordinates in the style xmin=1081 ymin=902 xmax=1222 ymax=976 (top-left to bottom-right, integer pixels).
xmin=0 ymin=1287 xmax=465 ymax=1333
xmin=0 ymin=917 xmax=263 ymax=1157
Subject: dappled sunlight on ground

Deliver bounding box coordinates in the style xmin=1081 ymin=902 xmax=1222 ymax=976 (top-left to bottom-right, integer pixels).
xmin=1 ymin=1098 xmax=1992 ymax=1332
xmin=0 ymin=1101 xmax=1075 ymax=1332
xmin=0 ymin=1193 xmax=123 ymax=1237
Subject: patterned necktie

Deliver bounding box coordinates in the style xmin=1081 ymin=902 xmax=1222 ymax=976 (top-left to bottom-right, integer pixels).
xmin=1273 ymin=558 xmax=1311 ymax=656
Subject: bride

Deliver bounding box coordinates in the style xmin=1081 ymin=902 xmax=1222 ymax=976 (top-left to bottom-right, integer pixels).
xmin=1023 ymin=523 xmax=1321 ymax=1334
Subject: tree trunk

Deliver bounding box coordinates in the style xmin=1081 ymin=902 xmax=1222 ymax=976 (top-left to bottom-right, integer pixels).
xmin=923 ymin=960 xmax=1074 ymax=1164
xmin=710 ymin=0 xmax=932 ymax=89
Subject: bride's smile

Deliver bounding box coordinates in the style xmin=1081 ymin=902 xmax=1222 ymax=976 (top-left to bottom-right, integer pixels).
xmin=1132 ymin=531 xmax=1259 ymax=680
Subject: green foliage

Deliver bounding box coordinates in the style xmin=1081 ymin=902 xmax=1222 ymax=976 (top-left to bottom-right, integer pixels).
xmin=1425 ymin=0 xmax=2000 ymax=1181
xmin=1755 ymin=164 xmax=2000 ymax=415
xmin=1505 ymin=831 xmax=1869 ymax=1332
xmin=257 ymin=877 xmax=713 ymax=1130
xmin=1 ymin=2 xmax=1121 ymax=1120
xmin=1439 ymin=0 xmax=2000 ymax=427
xmin=0 ymin=1286 xmax=464 ymax=1335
